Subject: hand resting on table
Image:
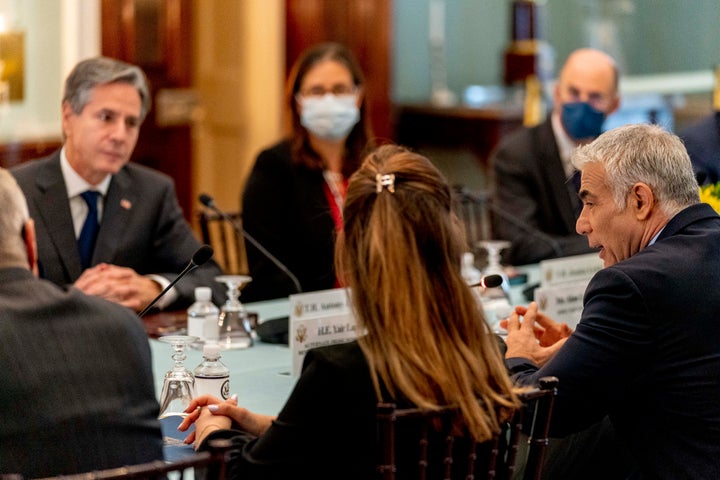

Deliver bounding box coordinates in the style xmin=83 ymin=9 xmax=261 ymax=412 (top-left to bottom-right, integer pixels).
xmin=178 ymin=394 xmax=277 ymax=449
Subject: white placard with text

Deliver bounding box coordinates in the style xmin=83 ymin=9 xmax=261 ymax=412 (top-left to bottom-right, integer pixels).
xmin=539 ymin=253 xmax=602 ymax=287
xmin=533 ymin=281 xmax=588 ymax=330
xmin=288 ymin=288 xmax=357 ymax=377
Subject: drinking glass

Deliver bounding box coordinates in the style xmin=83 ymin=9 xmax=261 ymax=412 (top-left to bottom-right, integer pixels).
xmin=477 ymin=240 xmax=512 ymax=334
xmin=215 ymin=275 xmax=253 ymax=350
xmin=157 ymin=335 xmax=198 ymax=419
xmin=477 ymin=240 xmax=511 ymax=298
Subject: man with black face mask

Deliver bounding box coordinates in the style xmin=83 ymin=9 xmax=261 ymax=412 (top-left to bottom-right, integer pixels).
xmin=490 ymin=48 xmax=620 ymax=266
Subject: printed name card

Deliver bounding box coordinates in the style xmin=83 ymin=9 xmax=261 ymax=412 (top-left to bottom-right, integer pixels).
xmin=533 ymin=281 xmax=588 ymax=330
xmin=289 ymin=288 xmax=357 ymax=376
xmin=539 ymin=252 xmax=602 ymax=287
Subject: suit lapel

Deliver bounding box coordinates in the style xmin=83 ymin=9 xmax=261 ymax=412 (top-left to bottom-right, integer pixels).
xmin=539 ymin=120 xmax=580 ymax=231
xmin=33 ymin=155 xmax=84 ymax=280
xmin=93 ymin=170 xmax=135 ymax=265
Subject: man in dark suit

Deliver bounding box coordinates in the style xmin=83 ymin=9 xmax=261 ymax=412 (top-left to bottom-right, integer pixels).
xmin=679 ymin=111 xmax=720 ymax=185
xmin=504 ymin=124 xmax=720 ymax=478
xmin=12 ymin=57 xmax=224 ymax=312
xmin=490 ymin=48 xmax=620 ymax=265
xmin=0 ymin=168 xmax=163 ymax=477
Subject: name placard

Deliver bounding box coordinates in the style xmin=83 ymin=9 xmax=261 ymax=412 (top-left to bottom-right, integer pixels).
xmin=539 ymin=252 xmax=602 ymax=287
xmin=288 ymin=288 xmax=357 ymax=376
xmin=533 ymin=281 xmax=588 ymax=330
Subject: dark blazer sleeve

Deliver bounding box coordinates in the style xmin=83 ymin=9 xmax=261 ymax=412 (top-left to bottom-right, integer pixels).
xmin=508 ymin=266 xmax=652 ymax=437
xmin=105 ymin=165 xmax=226 ymax=309
xmin=127 ymin=169 xmax=226 ymax=309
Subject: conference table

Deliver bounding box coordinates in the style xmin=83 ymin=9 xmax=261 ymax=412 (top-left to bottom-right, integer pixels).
xmin=145 ymin=265 xmax=541 ymax=460
xmin=147 ymin=299 xmax=295 ymax=417
xmin=146 ymin=266 xmax=541 ymax=413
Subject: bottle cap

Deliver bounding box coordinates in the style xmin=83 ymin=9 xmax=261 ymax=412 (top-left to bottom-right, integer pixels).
xmin=203 ymin=343 xmax=221 ymax=359
xmin=194 ymin=286 xmax=212 ymax=302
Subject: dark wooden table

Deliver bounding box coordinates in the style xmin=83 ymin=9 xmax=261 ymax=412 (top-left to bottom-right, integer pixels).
xmin=142 ymin=310 xmax=188 ymax=338
xmin=141 ymin=310 xmax=259 ymax=339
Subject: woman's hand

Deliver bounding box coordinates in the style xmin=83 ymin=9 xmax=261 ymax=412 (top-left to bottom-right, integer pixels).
xmin=178 ymin=394 xmax=234 ymax=448
xmin=178 ymin=394 xmax=277 ymax=449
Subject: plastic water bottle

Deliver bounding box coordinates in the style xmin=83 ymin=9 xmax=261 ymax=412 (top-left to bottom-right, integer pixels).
xmin=193 ymin=343 xmax=230 ymax=400
xmin=187 ymin=287 xmax=220 ymax=344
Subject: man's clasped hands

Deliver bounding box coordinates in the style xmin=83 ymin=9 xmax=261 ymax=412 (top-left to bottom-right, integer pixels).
xmin=502 ymin=301 xmax=574 ymax=367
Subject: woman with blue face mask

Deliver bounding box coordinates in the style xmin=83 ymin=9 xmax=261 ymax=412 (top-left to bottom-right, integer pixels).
xmin=240 ymin=43 xmax=374 ymax=303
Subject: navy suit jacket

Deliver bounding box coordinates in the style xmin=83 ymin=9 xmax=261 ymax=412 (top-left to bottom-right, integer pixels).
xmin=11 ymin=151 xmax=225 ymax=310
xmin=0 ymin=268 xmax=163 ymax=477
xmin=680 ymin=112 xmax=720 ymax=185
xmin=508 ymin=203 xmax=720 ymax=479
xmin=490 ymin=118 xmax=594 ymax=265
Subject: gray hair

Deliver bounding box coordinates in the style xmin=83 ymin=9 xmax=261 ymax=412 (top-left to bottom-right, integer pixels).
xmin=572 ymin=123 xmax=699 ymax=217
xmin=0 ymin=168 xmax=31 ymax=269
xmin=63 ymin=56 xmax=151 ymax=122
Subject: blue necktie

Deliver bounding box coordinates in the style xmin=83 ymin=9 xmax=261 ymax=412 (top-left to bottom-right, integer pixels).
xmin=78 ymin=190 xmax=101 ymax=270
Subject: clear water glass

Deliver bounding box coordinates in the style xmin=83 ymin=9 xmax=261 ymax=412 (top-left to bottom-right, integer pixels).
xmin=215 ymin=275 xmax=253 ymax=350
xmin=157 ymin=335 xmax=198 ymax=419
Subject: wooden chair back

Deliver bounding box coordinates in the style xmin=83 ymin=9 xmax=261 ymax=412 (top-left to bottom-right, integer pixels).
xmin=30 ymin=439 xmax=232 ymax=480
xmin=376 ymin=376 xmax=558 ymax=480
xmin=452 ymin=186 xmax=494 ymax=252
xmin=197 ymin=209 xmax=247 ymax=275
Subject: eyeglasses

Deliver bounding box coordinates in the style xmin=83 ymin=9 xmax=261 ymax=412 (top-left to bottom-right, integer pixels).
xmin=297 ymin=84 xmax=358 ymax=99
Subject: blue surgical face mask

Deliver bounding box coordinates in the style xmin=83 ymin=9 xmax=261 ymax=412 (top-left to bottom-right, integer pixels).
xmin=561 ymin=102 xmax=606 ymax=140
xmin=300 ymin=94 xmax=360 ymax=141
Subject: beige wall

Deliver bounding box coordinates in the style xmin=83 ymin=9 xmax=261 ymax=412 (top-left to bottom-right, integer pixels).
xmin=192 ymin=0 xmax=284 ymax=216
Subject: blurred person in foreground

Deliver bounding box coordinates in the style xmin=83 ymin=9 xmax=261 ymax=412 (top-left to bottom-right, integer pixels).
xmin=503 ymin=124 xmax=720 ymax=479
xmin=0 ymin=168 xmax=163 ymax=477
xmin=179 ymin=145 xmax=521 ymax=479
xmin=240 ymin=42 xmax=374 ymax=302
xmin=490 ymin=48 xmax=620 ymax=265
xmin=12 ymin=56 xmax=224 ymax=313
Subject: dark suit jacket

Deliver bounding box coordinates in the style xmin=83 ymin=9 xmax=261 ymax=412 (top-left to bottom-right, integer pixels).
xmin=680 ymin=112 xmax=720 ymax=185
xmin=241 ymin=140 xmax=337 ymax=302
xmin=11 ymin=151 xmax=225 ymax=310
xmin=490 ymin=118 xmax=594 ymax=265
xmin=0 ymin=268 xmax=163 ymax=477
xmin=508 ymin=203 xmax=720 ymax=479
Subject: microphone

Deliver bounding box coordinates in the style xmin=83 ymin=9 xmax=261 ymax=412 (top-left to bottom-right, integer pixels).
xmin=469 ymin=274 xmax=504 ymax=289
xmin=456 ymin=188 xmax=564 ymax=258
xmin=138 ymin=245 xmax=214 ymax=317
xmin=198 ymin=193 xmax=303 ymax=294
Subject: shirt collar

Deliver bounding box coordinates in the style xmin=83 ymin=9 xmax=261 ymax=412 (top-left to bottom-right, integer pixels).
xmin=60 ymin=147 xmax=111 ymax=198
xmin=648 ymin=226 xmax=666 ymax=246
xmin=551 ymin=110 xmax=580 ymax=179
